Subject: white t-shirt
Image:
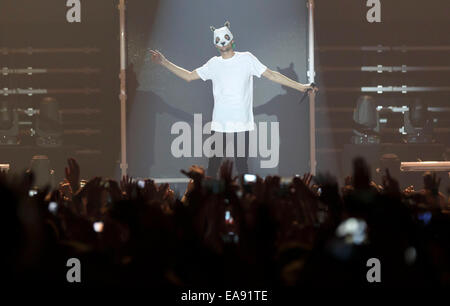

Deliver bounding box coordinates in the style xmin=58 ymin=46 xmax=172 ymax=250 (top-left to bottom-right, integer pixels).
xmin=196 ymin=51 xmax=267 ymax=133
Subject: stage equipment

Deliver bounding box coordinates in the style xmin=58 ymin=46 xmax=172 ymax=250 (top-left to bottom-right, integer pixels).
xmin=299 ymin=82 xmax=317 ymax=104
xmin=403 ymin=99 xmax=433 ymax=143
xmin=307 ymin=0 xmax=317 ymax=175
xmin=0 ymin=88 xmax=100 ymax=95
xmin=342 ymin=143 xmax=446 ymax=187
xmin=0 ymin=47 xmax=100 ymax=55
xmin=0 ymin=164 xmax=10 ymax=173
xmin=318 ymin=45 xmax=450 ymax=52
xmin=118 ymin=0 xmax=128 ymax=177
xmin=0 ymin=100 xmax=19 ymax=145
xmin=35 ymin=97 xmax=62 ymax=147
xmin=320 ymin=65 xmax=450 ymax=73
xmin=1 ymin=67 xmax=100 ymax=75
xmin=351 ymin=95 xmax=380 ymax=144
xmin=400 ymin=161 xmax=450 ymax=172
xmin=322 ymin=86 xmax=450 ymax=93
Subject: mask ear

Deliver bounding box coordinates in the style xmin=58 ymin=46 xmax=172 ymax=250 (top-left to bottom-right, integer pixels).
xmin=210 ymin=26 xmax=216 ymax=32
xmin=224 ymin=21 xmax=231 ymax=28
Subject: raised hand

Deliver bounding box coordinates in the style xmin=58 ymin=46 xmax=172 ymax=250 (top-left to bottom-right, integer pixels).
xmin=105 ymin=179 xmax=122 ymax=203
xmin=352 ymin=157 xmax=371 ymax=190
xmin=291 ymin=174 xmax=320 ymax=226
xmin=382 ymin=168 xmax=401 ymax=197
xmin=423 ymin=172 xmax=441 ymax=196
xmin=403 ymin=185 xmax=415 ymax=196
xmin=299 ymin=83 xmax=319 ymax=93
xmin=181 ymin=165 xmax=205 ymax=182
xmin=59 ymin=179 xmax=73 ymax=201
xmin=307 ymin=83 xmax=319 ymax=93
xmin=120 ymin=174 xmax=134 ymax=198
xmin=293 ymin=173 xmax=316 ymax=200
xmin=149 ymin=49 xmax=167 ymax=65
xmin=156 ymin=183 xmax=170 ymax=202
xmin=344 ymin=175 xmax=352 ymax=187
xmin=302 ymin=172 xmax=313 ymax=189
xmin=65 ymin=158 xmax=80 ymax=193
xmin=181 ymin=165 xmax=206 ymax=194
xmin=219 ymin=160 xmax=236 ymax=184
xmin=20 ymin=170 xmax=35 ymax=194
xmin=79 ymin=177 xmax=103 ymax=217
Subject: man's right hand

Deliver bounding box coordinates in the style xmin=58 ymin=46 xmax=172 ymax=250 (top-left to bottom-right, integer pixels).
xmin=149 ymin=49 xmax=167 ymax=65
xmin=149 ymin=49 xmax=199 ymax=82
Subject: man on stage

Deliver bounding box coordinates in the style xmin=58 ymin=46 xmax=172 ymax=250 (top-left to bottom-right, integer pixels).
xmin=150 ymin=21 xmax=317 ymax=177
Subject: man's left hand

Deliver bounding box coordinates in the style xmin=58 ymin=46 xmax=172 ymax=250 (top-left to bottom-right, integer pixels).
xmin=298 ymin=83 xmax=318 ymax=93
xmin=306 ymin=83 xmax=318 ymax=93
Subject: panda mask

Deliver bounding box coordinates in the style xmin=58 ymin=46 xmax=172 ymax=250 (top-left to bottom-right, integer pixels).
xmin=210 ymin=21 xmax=234 ymax=48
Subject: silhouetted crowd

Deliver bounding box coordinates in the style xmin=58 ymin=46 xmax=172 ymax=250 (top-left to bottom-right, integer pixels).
xmin=1 ymin=157 xmax=449 ymax=289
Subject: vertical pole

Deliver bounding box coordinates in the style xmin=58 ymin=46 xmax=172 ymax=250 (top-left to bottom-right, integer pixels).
xmin=307 ymin=0 xmax=316 ymax=175
xmin=118 ymin=0 xmax=128 ymax=177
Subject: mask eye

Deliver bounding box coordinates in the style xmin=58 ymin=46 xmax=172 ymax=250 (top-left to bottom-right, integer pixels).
xmin=225 ymin=34 xmax=230 ymax=40
xmin=215 ymin=37 xmax=220 ymax=43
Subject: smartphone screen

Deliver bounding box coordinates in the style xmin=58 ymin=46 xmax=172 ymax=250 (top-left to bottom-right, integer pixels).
xmin=80 ymin=180 xmax=87 ymax=188
xmin=48 ymin=201 xmax=58 ymax=214
xmin=93 ymin=221 xmax=104 ymax=233
xmin=418 ymin=211 xmax=432 ymax=225
xmin=243 ymin=174 xmax=256 ymax=183
xmin=137 ymin=180 xmax=145 ymax=189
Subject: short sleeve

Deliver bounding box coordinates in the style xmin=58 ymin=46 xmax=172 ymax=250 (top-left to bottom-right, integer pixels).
xmin=195 ymin=57 xmax=214 ymax=81
xmin=247 ymin=52 xmax=267 ymax=78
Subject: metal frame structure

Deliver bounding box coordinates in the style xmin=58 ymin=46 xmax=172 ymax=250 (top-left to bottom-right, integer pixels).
xmin=307 ymin=0 xmax=317 ymax=175
xmin=118 ymin=0 xmax=128 ymax=177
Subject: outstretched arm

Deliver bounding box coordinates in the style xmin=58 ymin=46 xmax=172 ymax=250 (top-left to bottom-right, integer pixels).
xmin=149 ymin=49 xmax=200 ymax=82
xmin=262 ymin=68 xmax=317 ymax=92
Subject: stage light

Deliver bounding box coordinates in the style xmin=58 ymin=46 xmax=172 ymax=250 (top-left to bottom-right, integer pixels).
xmin=0 ymin=163 xmax=10 ymax=173
xmin=35 ymin=97 xmax=62 ymax=147
xmin=403 ymin=99 xmax=433 ymax=143
xmin=0 ymin=99 xmax=20 ymax=145
xmin=351 ymin=95 xmax=380 ymax=144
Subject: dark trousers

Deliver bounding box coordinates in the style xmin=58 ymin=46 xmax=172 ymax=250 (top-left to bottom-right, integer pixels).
xmin=206 ymin=131 xmax=250 ymax=178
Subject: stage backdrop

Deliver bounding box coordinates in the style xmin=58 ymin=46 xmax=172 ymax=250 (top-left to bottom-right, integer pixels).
xmin=125 ymin=0 xmax=309 ymax=178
